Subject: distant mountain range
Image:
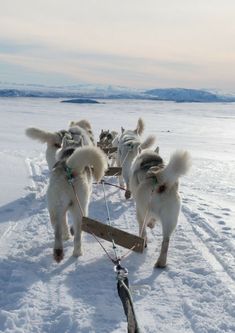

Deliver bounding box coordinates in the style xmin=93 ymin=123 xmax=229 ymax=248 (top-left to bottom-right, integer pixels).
xmin=144 ymin=88 xmax=235 ymax=102
xmin=0 ymin=82 xmax=234 ymax=102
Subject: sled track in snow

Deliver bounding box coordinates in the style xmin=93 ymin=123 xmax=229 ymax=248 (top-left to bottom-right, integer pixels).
xmin=2 ymin=156 xmax=235 ymax=332
xmin=182 ymin=205 xmax=235 ymax=296
xmin=0 ymin=156 xmax=81 ymax=332
xmin=0 ymin=156 xmax=47 ymax=245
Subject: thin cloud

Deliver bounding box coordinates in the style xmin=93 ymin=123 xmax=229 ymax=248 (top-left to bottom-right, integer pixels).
xmin=0 ymin=0 xmax=235 ymax=89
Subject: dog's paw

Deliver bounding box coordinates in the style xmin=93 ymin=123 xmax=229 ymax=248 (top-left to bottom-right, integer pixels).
xmin=72 ymin=249 xmax=83 ymax=257
xmin=125 ymin=190 xmax=131 ymax=199
xmin=154 ymin=259 xmax=167 ymax=269
xmin=53 ymin=248 xmax=64 ymax=263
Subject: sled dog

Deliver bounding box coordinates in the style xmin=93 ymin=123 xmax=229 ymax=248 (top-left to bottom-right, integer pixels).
xmin=47 ymin=139 xmax=107 ymax=263
xmin=117 ymin=118 xmax=155 ymax=199
xmin=69 ymin=120 xmax=95 ymax=145
xmin=98 ymin=129 xmax=119 ymax=166
xmin=25 ymin=119 xmax=94 ymax=170
xmin=99 ymin=129 xmax=118 ymax=147
xmin=130 ymin=148 xmax=191 ymax=267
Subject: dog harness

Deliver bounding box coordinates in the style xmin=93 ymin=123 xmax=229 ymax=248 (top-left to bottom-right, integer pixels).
xmin=140 ymin=157 xmax=166 ymax=194
xmin=65 ymin=166 xmax=78 ymax=184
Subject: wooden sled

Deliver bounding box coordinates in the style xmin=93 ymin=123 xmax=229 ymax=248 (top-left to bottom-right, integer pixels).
xmin=105 ymin=167 xmax=122 ymax=176
xmin=82 ymin=217 xmax=145 ymax=253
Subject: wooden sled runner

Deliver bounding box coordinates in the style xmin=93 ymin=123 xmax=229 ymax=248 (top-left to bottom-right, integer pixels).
xmin=82 ymin=217 xmax=145 ymax=253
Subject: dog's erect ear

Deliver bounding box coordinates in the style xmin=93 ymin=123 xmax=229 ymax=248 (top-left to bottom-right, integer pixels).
xmin=101 ymin=129 xmax=103 ymax=133
xmin=155 ymin=146 xmax=160 ymax=154
xmin=69 ymin=121 xmax=75 ymax=127
xmin=134 ymin=118 xmax=144 ymax=135
xmin=121 ymin=127 xmax=125 ymax=133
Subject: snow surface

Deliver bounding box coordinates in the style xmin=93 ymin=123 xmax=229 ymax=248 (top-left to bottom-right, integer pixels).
xmin=0 ymin=98 xmax=235 ymax=333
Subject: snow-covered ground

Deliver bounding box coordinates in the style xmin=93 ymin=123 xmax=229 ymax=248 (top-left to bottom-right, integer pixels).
xmin=0 ymin=98 xmax=234 ymax=333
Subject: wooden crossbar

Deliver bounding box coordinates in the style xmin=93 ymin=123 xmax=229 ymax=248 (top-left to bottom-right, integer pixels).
xmin=105 ymin=167 xmax=122 ymax=176
xmin=82 ymin=217 xmax=145 ymax=253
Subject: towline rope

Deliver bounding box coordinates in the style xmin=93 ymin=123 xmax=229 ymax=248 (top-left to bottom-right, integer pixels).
xmin=93 ymin=180 xmax=126 ymax=191
xmin=101 ymin=180 xmax=119 ymax=261
xmin=66 ymin=166 xmax=141 ymax=333
xmin=101 ymin=181 xmax=141 ymax=333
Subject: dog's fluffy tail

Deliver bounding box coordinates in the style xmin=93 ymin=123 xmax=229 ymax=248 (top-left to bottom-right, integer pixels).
xmin=135 ymin=118 xmax=145 ymax=136
xmin=66 ymin=146 xmax=108 ymax=181
xmin=140 ymin=135 xmax=156 ymax=150
xmin=156 ymin=151 xmax=191 ymax=187
xmin=25 ymin=127 xmax=60 ymax=145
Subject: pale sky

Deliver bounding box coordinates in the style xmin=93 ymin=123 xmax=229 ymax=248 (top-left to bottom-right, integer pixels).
xmin=1 ymin=0 xmax=235 ymax=90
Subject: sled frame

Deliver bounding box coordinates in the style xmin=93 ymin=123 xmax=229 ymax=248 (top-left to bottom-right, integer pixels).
xmin=82 ymin=217 xmax=145 ymax=253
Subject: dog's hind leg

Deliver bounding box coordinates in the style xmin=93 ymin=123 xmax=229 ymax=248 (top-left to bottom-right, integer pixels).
xmin=155 ymin=238 xmax=170 ymax=268
xmin=136 ymin=207 xmax=148 ymax=246
xmin=155 ymin=203 xmax=180 ymax=268
xmin=62 ymin=217 xmax=70 ymax=241
xmin=50 ymin=210 xmax=69 ymax=240
xmin=122 ymin=165 xmax=131 ymax=199
xmin=117 ymin=162 xmax=125 ymax=187
xmin=70 ymin=205 xmax=83 ymax=257
xmin=116 ymin=153 xmax=125 ymax=187
xmin=51 ymin=210 xmax=66 ymax=263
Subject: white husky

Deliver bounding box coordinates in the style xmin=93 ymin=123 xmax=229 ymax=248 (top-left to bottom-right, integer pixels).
xmin=47 ymin=143 xmax=107 ymax=263
xmin=130 ymin=149 xmax=191 ymax=268
xmin=69 ymin=120 xmax=95 ymax=145
xmin=117 ymin=118 xmax=155 ymax=199
xmin=25 ymin=119 xmax=94 ymax=170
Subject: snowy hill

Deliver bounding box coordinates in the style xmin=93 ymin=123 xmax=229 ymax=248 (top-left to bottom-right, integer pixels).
xmin=144 ymin=87 xmax=235 ymax=102
xmin=0 ymin=82 xmax=235 ymax=102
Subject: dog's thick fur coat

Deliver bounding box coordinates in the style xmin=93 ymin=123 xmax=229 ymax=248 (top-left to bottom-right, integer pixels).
xmin=98 ymin=129 xmax=119 ymax=166
xmin=130 ymin=149 xmax=191 ymax=267
xmin=117 ymin=118 xmax=155 ymax=198
xmin=25 ymin=119 xmax=94 ymax=170
xmin=47 ymin=145 xmax=107 ymax=262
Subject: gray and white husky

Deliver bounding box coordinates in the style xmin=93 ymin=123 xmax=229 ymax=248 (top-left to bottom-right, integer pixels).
xmin=130 ymin=148 xmax=191 ymax=268
xmin=117 ymin=118 xmax=155 ymax=199
xmin=47 ymin=140 xmax=107 ymax=263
